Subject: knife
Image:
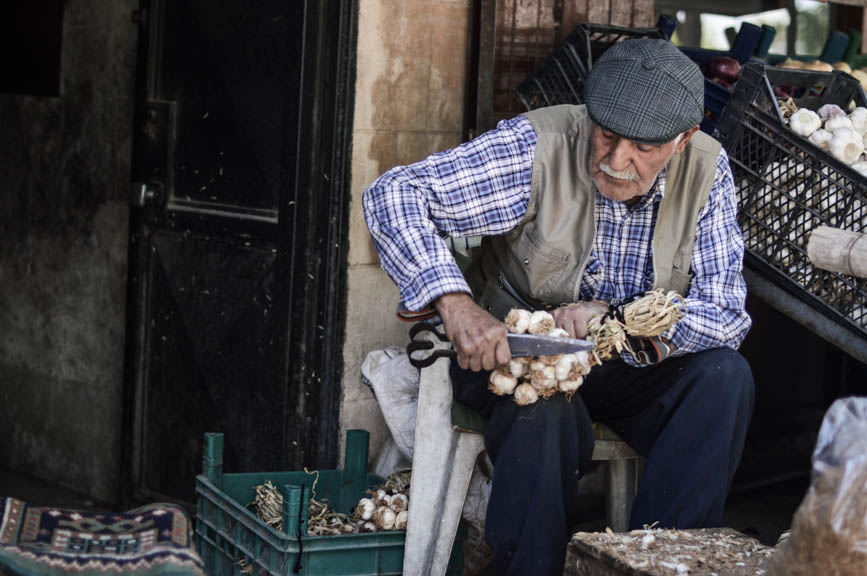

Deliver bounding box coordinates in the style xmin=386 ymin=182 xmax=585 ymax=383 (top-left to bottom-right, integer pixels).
xmin=407 ymin=322 xmax=595 ymax=368
xmin=507 ymin=333 xmax=595 ymax=357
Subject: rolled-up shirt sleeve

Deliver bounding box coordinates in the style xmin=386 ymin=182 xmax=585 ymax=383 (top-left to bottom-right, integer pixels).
xmin=362 ymin=116 xmax=536 ymax=311
xmin=663 ymin=148 xmax=752 ymax=355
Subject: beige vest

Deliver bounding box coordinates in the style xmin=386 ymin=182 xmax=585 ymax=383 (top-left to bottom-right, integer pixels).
xmin=465 ymin=105 xmax=721 ymax=320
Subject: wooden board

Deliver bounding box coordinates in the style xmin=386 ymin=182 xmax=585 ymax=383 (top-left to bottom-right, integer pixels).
xmin=564 ymin=527 xmax=776 ymax=576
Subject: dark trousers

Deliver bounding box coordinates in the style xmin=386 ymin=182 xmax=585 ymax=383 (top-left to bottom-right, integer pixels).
xmin=450 ymin=348 xmax=755 ymax=576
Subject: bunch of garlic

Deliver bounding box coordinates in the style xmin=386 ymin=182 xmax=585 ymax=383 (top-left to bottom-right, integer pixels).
xmin=351 ymin=488 xmax=409 ymax=533
xmin=784 ymin=102 xmax=867 ymax=167
xmin=492 ymin=309 xmax=593 ymax=406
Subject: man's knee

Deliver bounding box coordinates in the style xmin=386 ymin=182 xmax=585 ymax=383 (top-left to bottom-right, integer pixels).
xmin=690 ymin=348 xmax=754 ymax=406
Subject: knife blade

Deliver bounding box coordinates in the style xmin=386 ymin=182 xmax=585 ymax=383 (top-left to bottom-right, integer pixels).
xmin=507 ymin=333 xmax=595 ymax=357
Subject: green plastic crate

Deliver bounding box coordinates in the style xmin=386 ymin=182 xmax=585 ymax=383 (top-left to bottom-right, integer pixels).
xmin=195 ymin=429 xmax=465 ymax=575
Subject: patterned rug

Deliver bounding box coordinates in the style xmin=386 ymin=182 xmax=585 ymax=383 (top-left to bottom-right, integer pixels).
xmin=0 ymin=497 xmax=205 ymax=575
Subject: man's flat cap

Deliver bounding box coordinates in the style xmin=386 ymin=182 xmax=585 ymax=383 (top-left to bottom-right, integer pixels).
xmin=585 ymin=38 xmax=704 ymax=144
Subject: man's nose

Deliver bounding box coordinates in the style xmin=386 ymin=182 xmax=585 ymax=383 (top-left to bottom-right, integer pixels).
xmin=608 ymin=137 xmax=632 ymax=171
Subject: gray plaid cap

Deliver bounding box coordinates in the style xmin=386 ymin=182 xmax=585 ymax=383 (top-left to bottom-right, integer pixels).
xmin=585 ymin=38 xmax=703 ymax=144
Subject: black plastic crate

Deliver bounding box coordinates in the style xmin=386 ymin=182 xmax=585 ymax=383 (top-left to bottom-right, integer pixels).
xmin=515 ymin=22 xmax=665 ymax=111
xmin=575 ymin=22 xmax=666 ymax=72
xmin=715 ymin=62 xmax=867 ymax=336
xmin=680 ymin=22 xmax=767 ymax=134
xmin=515 ymin=36 xmax=587 ymax=110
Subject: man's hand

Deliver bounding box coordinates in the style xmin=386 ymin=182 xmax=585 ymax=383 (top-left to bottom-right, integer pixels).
xmin=434 ymin=293 xmax=511 ymax=371
xmin=551 ymin=301 xmax=609 ymax=338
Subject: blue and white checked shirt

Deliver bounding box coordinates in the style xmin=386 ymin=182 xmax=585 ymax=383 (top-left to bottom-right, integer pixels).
xmin=363 ymin=115 xmax=752 ymax=363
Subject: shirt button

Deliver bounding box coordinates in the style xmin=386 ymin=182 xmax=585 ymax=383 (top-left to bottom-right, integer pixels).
xmin=523 ymin=258 xmax=529 ymax=265
xmin=486 ymin=305 xmax=492 ymax=312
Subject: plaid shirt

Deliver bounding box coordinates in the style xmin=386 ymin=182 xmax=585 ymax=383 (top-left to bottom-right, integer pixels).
xmin=363 ymin=115 xmax=751 ymax=363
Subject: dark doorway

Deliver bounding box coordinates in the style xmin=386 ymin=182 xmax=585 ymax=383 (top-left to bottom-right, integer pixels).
xmin=122 ymin=0 xmax=355 ymax=505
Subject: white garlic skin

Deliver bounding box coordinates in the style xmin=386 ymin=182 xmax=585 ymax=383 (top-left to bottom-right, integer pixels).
xmin=789 ymin=109 xmax=821 ymax=137
xmin=505 ymin=308 xmax=531 ymax=334
xmin=851 ymin=161 xmax=867 ymax=178
xmin=829 ymin=128 xmax=864 ymax=165
xmin=547 ymin=328 xmax=570 ymax=338
xmin=357 ymin=497 xmax=376 ymax=520
xmin=373 ymin=506 xmax=396 ymax=530
xmin=361 ymin=521 xmax=378 ymax=532
xmin=558 ymin=377 xmax=583 ymax=393
xmin=817 ymin=103 xmax=846 ymax=120
xmin=808 ymin=129 xmax=833 ymax=150
xmin=527 ymin=311 xmax=555 ymax=335
xmin=394 ymin=510 xmax=408 ymax=530
xmin=507 ymin=358 xmax=527 ymax=378
xmin=390 ymin=493 xmax=408 ymax=514
xmin=555 ymin=354 xmax=578 ymax=381
xmin=850 ymin=107 xmax=867 ymax=135
xmin=824 ymin=114 xmax=854 ymax=133
xmin=488 ymin=370 xmax=519 ymax=396
xmin=514 ymin=383 xmax=539 ymax=405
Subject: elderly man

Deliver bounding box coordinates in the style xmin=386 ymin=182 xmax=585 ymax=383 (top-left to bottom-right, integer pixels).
xmin=364 ymin=39 xmax=753 ymax=575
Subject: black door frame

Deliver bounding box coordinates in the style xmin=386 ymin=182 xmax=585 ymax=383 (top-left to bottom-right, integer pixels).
xmin=120 ymin=0 xmax=356 ymax=505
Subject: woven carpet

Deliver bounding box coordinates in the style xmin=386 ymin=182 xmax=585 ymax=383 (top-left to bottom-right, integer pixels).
xmin=0 ymin=497 xmax=205 ymax=575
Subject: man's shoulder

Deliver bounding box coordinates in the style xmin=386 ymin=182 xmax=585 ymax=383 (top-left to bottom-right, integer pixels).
xmin=521 ymin=104 xmax=590 ymax=137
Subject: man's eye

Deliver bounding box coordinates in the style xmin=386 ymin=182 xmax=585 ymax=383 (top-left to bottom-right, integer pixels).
xmin=602 ymin=130 xmax=615 ymax=140
xmin=638 ymin=144 xmax=656 ymax=153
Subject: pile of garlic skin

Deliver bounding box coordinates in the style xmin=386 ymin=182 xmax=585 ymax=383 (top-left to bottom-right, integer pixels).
xmin=489 ymin=309 xmax=594 ymax=406
xmin=350 ymin=488 xmax=409 ymax=533
xmin=785 ymin=101 xmax=867 ymax=173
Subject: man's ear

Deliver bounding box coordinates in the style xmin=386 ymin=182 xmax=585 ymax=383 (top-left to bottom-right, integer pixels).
xmin=674 ymin=126 xmax=701 ymax=154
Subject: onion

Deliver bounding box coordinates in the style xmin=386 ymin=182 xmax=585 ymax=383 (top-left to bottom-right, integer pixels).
xmin=706 ymin=57 xmax=741 ymax=85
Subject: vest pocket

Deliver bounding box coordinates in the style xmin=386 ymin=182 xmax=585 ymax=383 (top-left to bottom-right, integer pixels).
xmin=477 ymin=276 xmax=524 ymax=321
xmin=509 ymin=227 xmax=570 ymax=300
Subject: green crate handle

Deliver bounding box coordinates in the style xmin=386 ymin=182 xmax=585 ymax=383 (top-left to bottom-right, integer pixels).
xmin=202 ymin=432 xmax=224 ymax=489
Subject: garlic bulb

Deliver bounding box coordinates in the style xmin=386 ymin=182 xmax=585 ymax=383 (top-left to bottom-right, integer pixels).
xmin=829 ymin=128 xmax=864 ymax=165
xmin=539 ymin=354 xmax=562 ymax=366
xmin=789 ymin=109 xmax=821 ymax=137
xmin=373 ymin=506 xmax=396 ymax=530
xmin=514 ymin=383 xmax=539 ymax=406
xmin=505 ymin=308 xmax=531 ymax=334
xmin=547 ymin=328 xmax=570 ymax=338
xmin=390 ymin=493 xmax=408 ymax=514
xmin=554 ymin=354 xmax=577 ymax=381
xmin=824 ymin=114 xmax=854 ymax=133
xmin=852 ymin=162 xmax=867 ymax=178
xmin=361 ymin=521 xmax=377 ymax=532
xmin=488 ymin=370 xmax=519 ymax=396
xmin=357 ymin=497 xmax=375 ymax=521
xmin=507 ymin=358 xmax=527 ymax=378
xmin=395 ymin=510 xmax=408 ymax=530
xmin=527 ymin=311 xmax=555 ymax=335
xmin=558 ymin=377 xmax=583 ymax=394
xmin=808 ymin=129 xmax=833 ymax=150
xmin=817 ymin=103 xmax=846 ymax=120
xmin=850 ymin=107 xmax=867 ymax=135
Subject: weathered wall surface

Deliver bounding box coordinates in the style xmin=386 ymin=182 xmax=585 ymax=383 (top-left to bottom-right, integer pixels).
xmin=0 ymin=0 xmax=137 ymax=503
xmin=341 ymin=0 xmax=472 ymax=463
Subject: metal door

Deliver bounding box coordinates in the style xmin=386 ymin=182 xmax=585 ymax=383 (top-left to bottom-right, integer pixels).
xmin=123 ymin=0 xmax=354 ymax=504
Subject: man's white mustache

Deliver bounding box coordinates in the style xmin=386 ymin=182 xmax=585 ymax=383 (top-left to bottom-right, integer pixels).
xmin=598 ymin=162 xmax=637 ymax=181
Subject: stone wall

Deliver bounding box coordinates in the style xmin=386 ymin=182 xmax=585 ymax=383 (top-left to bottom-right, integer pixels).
xmin=341 ymin=0 xmax=472 ymax=464
xmin=0 ymin=0 xmax=137 ymax=504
